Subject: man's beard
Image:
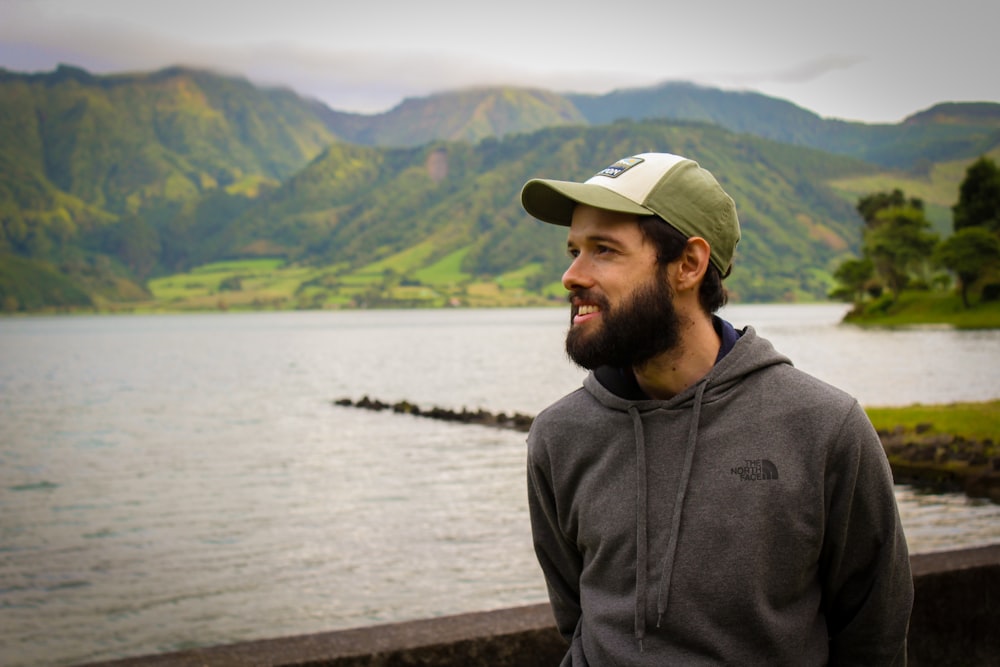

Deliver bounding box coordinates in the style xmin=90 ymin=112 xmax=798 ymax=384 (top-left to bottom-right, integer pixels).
xmin=565 ymin=275 xmax=682 ymax=370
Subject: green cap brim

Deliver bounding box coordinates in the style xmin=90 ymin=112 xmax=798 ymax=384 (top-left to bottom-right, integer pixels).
xmin=520 ymin=178 xmax=654 ymax=226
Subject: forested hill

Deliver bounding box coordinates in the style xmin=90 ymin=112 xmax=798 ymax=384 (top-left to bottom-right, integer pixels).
xmin=323 ymin=80 xmax=1000 ymax=168
xmin=0 ymin=65 xmax=343 ymax=308
xmin=212 ymin=120 xmax=875 ymax=303
xmin=567 ymin=83 xmax=1000 ymax=168
xmin=1 ymin=64 xmax=997 ymax=311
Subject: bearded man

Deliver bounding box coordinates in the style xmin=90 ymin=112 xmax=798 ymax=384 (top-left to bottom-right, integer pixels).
xmin=520 ymin=153 xmax=913 ymax=666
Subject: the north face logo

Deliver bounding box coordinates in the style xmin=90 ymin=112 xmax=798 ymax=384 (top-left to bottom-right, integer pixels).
xmin=731 ymin=459 xmax=779 ymax=481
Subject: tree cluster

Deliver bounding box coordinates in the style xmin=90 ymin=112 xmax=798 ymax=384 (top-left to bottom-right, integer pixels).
xmin=831 ymin=156 xmax=1000 ymax=309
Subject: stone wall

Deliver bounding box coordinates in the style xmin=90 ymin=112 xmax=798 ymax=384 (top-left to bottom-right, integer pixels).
xmin=81 ymin=545 xmax=999 ymax=667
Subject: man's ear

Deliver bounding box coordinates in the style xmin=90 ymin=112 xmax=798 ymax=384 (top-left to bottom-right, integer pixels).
xmin=673 ymin=237 xmax=711 ymax=292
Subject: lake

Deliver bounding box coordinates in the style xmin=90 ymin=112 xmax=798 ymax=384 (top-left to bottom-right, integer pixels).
xmin=1 ymin=304 xmax=999 ymax=666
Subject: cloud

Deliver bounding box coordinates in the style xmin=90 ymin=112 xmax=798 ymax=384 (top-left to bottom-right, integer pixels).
xmin=764 ymin=55 xmax=867 ymax=84
xmin=699 ymin=54 xmax=868 ymax=88
xmin=2 ymin=0 xmax=997 ymax=122
xmin=0 ymin=14 xmax=659 ymax=113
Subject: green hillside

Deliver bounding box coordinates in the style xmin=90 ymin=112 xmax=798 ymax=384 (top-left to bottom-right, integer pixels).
xmin=0 ymin=64 xmax=341 ymax=305
xmin=0 ymin=255 xmax=94 ymax=312
xmin=2 ymin=64 xmax=998 ymax=312
xmin=829 ymin=144 xmax=1000 ymax=236
xmin=0 ymin=65 xmax=337 ymax=210
xmin=176 ymin=119 xmax=876 ymax=307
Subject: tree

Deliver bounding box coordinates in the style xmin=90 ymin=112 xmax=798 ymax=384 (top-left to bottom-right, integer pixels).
xmin=857 ymin=189 xmax=924 ymax=227
xmin=831 ymin=257 xmax=874 ymax=305
xmin=830 ymin=189 xmax=931 ymax=305
xmin=953 ymin=156 xmax=1000 ymax=233
xmin=863 ymin=206 xmax=939 ymax=298
xmin=933 ymin=227 xmax=1000 ymax=307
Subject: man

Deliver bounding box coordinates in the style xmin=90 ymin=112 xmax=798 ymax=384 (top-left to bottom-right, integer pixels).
xmin=520 ymin=153 xmax=913 ymax=665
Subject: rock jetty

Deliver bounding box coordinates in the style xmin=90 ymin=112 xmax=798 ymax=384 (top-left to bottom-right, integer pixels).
xmin=334 ymin=396 xmax=535 ymax=432
xmin=335 ymin=397 xmax=1000 ymax=503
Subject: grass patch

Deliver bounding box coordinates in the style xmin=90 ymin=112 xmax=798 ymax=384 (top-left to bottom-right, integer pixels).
xmin=338 ymin=273 xmax=383 ymax=285
xmin=845 ymin=291 xmax=1000 ymax=329
xmin=358 ymin=241 xmax=438 ymax=276
xmin=865 ymin=401 xmax=1000 ymax=443
xmin=541 ymin=280 xmax=567 ymax=300
xmin=141 ymin=256 xmax=561 ymax=312
xmin=188 ymin=258 xmax=285 ymax=274
xmin=388 ymin=284 xmax=441 ymax=302
xmin=496 ymin=263 xmax=541 ymax=289
xmin=868 ymin=400 xmax=1000 ymax=501
xmin=414 ymin=247 xmax=473 ymax=286
xmin=147 ymin=258 xmax=315 ymax=310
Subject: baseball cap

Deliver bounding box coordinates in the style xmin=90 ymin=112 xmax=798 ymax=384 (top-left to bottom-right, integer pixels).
xmin=520 ymin=153 xmax=740 ymax=277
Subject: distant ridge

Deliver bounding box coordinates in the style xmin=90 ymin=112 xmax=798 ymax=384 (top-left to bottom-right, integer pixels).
xmin=903 ymin=102 xmax=1000 ymax=126
xmin=1 ymin=64 xmax=998 ymax=311
xmin=316 ymin=87 xmax=586 ymax=147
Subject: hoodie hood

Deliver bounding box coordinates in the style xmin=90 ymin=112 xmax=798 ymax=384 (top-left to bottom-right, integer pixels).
xmin=580 ymin=324 xmax=792 ymax=648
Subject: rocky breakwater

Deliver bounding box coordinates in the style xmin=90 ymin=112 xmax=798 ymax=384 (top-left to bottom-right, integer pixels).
xmin=334 ymin=396 xmax=535 ymax=432
xmin=880 ymin=425 xmax=1000 ymax=503
xmin=335 ymin=397 xmax=1000 ymax=504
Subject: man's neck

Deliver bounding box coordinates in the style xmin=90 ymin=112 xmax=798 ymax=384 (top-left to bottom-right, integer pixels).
xmin=632 ymin=312 xmax=721 ymax=400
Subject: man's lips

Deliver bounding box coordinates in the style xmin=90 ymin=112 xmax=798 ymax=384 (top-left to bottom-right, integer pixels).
xmin=572 ymin=303 xmax=601 ymax=325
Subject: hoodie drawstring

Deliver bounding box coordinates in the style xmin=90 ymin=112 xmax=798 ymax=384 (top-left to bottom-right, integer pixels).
xmin=656 ymin=379 xmax=707 ymax=627
xmin=629 ymin=378 xmax=708 ymax=648
xmin=628 ymin=405 xmax=648 ymax=651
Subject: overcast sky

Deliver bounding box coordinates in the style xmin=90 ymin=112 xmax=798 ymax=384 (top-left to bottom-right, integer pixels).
xmin=1 ymin=0 xmax=997 ymax=123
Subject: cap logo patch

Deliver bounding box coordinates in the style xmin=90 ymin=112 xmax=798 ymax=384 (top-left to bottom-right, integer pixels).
xmin=594 ymin=156 xmax=644 ymax=179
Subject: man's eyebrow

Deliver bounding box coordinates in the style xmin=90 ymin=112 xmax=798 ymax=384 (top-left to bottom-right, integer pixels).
xmin=567 ymin=233 xmax=625 ymax=247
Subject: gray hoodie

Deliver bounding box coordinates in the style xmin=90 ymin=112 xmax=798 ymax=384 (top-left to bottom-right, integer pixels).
xmin=527 ymin=325 xmax=913 ymax=665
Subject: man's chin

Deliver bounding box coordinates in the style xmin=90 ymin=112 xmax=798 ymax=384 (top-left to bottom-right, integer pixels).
xmin=565 ymin=328 xmax=607 ymax=370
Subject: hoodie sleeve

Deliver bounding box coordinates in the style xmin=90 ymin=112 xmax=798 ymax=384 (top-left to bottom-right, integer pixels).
xmin=820 ymin=401 xmax=914 ymax=666
xmin=526 ymin=433 xmax=584 ymax=644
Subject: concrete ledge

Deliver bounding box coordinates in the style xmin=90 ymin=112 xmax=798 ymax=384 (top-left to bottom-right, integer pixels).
xmin=908 ymin=544 xmax=1000 ymax=666
xmin=80 ymin=603 xmax=567 ymax=667
xmin=81 ymin=545 xmax=1000 ymax=667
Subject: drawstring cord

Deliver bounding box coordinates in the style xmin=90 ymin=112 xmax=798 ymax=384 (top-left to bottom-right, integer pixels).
xmin=629 ymin=378 xmax=709 ymax=649
xmin=629 ymin=405 xmax=648 ymax=651
xmin=656 ymin=379 xmax=707 ymax=627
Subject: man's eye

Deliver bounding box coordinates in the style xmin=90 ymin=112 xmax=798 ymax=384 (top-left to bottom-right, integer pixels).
xmin=567 ymin=248 xmax=580 ymax=258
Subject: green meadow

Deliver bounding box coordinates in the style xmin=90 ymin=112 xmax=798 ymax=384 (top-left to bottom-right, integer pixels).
xmin=142 ymin=254 xmax=560 ymax=312
xmin=865 ymin=401 xmax=1000 ymax=443
xmin=844 ymin=291 xmax=1000 ymax=329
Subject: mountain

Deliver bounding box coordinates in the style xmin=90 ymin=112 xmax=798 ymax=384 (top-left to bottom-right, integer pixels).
xmin=0 ymin=64 xmax=342 ymax=302
xmin=567 ymin=82 xmax=1000 ymax=168
xmin=1 ymin=65 xmax=339 ymax=207
xmin=312 ymin=79 xmax=1000 ymax=168
xmin=316 ymin=87 xmax=586 ymax=147
xmin=904 ymin=102 xmax=1000 ymax=127
xmin=185 ymin=119 xmax=876 ymax=304
xmin=568 ymin=81 xmax=830 ymax=146
xmin=1 ymin=64 xmax=997 ymax=311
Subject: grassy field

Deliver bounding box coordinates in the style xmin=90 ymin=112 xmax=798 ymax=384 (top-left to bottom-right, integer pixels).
xmin=118 ymin=253 xmax=1000 ymax=328
xmin=140 ymin=256 xmax=558 ymax=311
xmin=844 ymin=291 xmax=1000 ymax=329
xmin=868 ymin=400 xmax=999 ymax=500
xmin=865 ymin=401 xmax=1000 ymax=442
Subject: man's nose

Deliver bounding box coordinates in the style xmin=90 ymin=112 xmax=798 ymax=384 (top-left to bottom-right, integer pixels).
xmin=562 ymin=256 xmax=593 ymax=292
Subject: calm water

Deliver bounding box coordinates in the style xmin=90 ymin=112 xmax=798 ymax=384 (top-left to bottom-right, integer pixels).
xmin=1 ymin=304 xmax=999 ymax=666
